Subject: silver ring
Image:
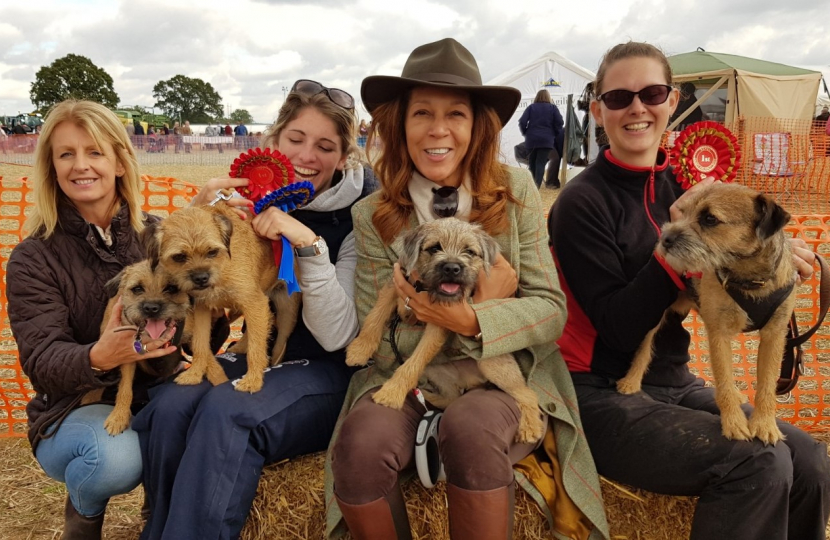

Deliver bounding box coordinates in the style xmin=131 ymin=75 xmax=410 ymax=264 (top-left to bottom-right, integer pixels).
xmin=134 ymin=340 xmax=146 ymax=354
xmin=208 ymin=189 xmax=233 ymax=206
xmin=404 ymin=296 xmax=412 ymax=311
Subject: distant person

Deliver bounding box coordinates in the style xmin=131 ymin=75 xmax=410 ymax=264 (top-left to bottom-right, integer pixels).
xmin=224 ymin=123 xmax=232 ymax=136
xmin=173 ymin=121 xmax=183 ymax=153
xmin=13 ymin=122 xmax=30 ymax=135
xmin=181 ymin=120 xmax=193 ymax=153
xmin=357 ymin=119 xmax=369 ymax=148
xmin=816 ymin=106 xmax=830 ymax=123
xmin=670 ymin=82 xmax=704 ymax=130
xmin=234 ymin=120 xmax=248 ymax=149
xmin=134 ymin=120 xmax=145 ymax=149
xmin=518 ymin=89 xmax=564 ymax=189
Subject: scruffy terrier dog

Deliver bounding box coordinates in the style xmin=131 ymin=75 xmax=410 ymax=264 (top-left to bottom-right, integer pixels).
xmin=346 ymin=218 xmax=545 ymax=444
xmin=83 ymin=260 xmax=189 ymax=435
xmin=617 ymin=183 xmax=795 ymax=445
xmin=143 ymin=202 xmax=300 ymax=393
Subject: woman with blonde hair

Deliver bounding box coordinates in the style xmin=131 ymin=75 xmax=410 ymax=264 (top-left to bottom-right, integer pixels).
xmin=133 ymin=80 xmax=378 ymax=540
xmin=328 ymin=38 xmax=608 ymax=540
xmin=7 ymin=100 xmax=177 ymax=539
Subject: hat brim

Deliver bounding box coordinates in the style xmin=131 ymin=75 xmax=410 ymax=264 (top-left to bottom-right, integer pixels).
xmin=361 ymin=75 xmax=521 ymax=128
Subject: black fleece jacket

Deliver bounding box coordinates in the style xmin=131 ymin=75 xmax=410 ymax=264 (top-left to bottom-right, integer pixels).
xmin=548 ymin=147 xmax=696 ymax=387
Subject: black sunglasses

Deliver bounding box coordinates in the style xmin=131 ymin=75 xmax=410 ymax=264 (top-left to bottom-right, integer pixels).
xmin=291 ymin=79 xmax=355 ymax=110
xmin=597 ymin=84 xmax=673 ymax=111
xmin=431 ymin=186 xmax=458 ymax=218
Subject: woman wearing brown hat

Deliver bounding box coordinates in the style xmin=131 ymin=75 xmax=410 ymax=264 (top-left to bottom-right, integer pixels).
xmin=325 ymin=38 xmax=609 ymax=540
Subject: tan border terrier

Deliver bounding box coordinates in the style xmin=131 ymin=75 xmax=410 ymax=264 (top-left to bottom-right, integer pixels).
xmin=617 ymin=183 xmax=795 ymax=445
xmin=143 ymin=202 xmax=300 ymax=393
xmin=346 ymin=218 xmax=545 ymax=444
xmin=83 ymin=260 xmax=189 ymax=435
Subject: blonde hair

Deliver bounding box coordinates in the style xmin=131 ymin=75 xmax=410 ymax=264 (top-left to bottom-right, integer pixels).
xmin=368 ymin=89 xmax=515 ymax=245
xmin=261 ymin=91 xmax=357 ymax=159
xmin=25 ymin=100 xmax=143 ymax=238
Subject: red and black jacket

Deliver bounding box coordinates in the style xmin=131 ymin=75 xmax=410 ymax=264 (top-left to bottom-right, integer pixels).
xmin=548 ymin=147 xmax=696 ymax=387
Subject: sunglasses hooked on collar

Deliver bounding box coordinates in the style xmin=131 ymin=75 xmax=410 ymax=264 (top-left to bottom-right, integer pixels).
xmin=431 ymin=186 xmax=458 ymax=218
xmin=596 ymin=84 xmax=673 ymax=111
xmin=290 ymin=79 xmax=355 ymax=110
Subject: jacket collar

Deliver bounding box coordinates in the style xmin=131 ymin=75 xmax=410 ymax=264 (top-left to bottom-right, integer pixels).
xmin=597 ymin=146 xmax=669 ymax=188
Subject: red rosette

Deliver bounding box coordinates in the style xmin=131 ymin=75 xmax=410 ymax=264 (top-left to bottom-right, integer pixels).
xmin=669 ymin=121 xmax=741 ymax=190
xmin=229 ymin=147 xmax=295 ymax=202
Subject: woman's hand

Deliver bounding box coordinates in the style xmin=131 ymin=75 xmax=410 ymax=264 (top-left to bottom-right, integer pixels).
xmin=89 ymin=298 xmax=179 ymax=372
xmin=250 ymin=206 xmax=317 ymax=247
xmin=191 ymin=177 xmax=254 ymax=219
xmin=669 ymin=176 xmax=716 ymax=222
xmin=392 ymin=263 xmax=480 ymax=337
xmin=472 ymin=252 xmax=518 ymax=303
xmin=790 ymin=237 xmax=816 ymax=284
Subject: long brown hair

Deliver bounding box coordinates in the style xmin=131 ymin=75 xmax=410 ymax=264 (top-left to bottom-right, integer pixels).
xmin=25 ymin=100 xmax=143 ymax=238
xmin=368 ymin=89 xmax=516 ymax=244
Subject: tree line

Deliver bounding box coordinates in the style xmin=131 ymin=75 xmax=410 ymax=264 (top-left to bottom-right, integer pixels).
xmin=28 ymin=54 xmax=255 ymax=125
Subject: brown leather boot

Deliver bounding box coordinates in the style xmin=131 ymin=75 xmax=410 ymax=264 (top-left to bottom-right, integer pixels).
xmin=335 ymin=482 xmax=413 ymax=540
xmin=447 ymin=482 xmax=515 ymax=539
xmin=61 ymin=496 xmax=104 ymax=540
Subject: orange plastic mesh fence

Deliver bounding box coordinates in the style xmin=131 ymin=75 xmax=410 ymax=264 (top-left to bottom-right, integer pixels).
xmin=0 ymin=175 xmax=199 ymax=437
xmin=665 ymin=116 xmax=830 ymax=215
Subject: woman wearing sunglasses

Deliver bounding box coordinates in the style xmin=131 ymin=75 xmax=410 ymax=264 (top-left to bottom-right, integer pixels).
xmin=326 ymin=38 xmax=609 ymax=540
xmin=548 ymin=42 xmax=830 ymax=540
xmin=132 ymin=79 xmax=378 ymax=540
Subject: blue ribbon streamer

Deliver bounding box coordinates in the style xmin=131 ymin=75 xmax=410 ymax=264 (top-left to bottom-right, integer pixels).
xmin=278 ymin=236 xmax=300 ymax=295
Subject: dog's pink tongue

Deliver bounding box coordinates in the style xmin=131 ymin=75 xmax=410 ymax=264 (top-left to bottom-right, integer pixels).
xmin=145 ymin=320 xmax=167 ymax=340
xmin=440 ymin=283 xmax=461 ymax=294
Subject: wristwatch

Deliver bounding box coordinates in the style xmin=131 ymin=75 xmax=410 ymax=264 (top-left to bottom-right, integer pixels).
xmin=295 ymin=236 xmax=327 ymax=257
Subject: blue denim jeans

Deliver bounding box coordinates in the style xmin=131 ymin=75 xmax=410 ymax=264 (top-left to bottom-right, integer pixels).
xmin=35 ymin=403 xmax=143 ymax=517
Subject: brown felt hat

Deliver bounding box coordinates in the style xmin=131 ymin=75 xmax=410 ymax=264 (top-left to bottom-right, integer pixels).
xmin=361 ymin=38 xmax=521 ymax=127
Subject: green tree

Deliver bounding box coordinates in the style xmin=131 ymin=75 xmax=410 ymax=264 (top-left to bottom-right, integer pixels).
xmin=153 ymin=75 xmax=223 ymax=124
xmin=230 ymin=109 xmax=254 ymax=125
xmin=29 ymin=54 xmax=119 ymax=111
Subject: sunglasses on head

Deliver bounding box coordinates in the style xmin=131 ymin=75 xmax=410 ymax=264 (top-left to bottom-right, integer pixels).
xmin=290 ymin=79 xmax=355 ymax=110
xmin=597 ymin=84 xmax=673 ymax=111
xmin=431 ymin=186 xmax=458 ymax=218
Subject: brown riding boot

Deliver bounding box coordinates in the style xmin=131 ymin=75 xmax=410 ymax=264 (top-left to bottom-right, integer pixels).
xmin=447 ymin=482 xmax=515 ymax=539
xmin=61 ymin=496 xmax=104 ymax=540
xmin=335 ymin=482 xmax=413 ymax=540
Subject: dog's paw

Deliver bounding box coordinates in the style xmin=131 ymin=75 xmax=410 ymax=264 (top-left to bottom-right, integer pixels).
xmin=516 ymin=412 xmax=546 ymax=444
xmin=749 ymin=416 xmax=786 ymax=445
xmin=234 ymin=373 xmax=264 ymax=394
xmin=176 ymin=367 xmax=206 ymax=386
xmin=371 ymin=385 xmax=407 ymax=410
xmin=615 ymin=377 xmax=642 ymax=395
xmin=345 ymin=341 xmax=372 ymax=367
xmin=720 ymin=411 xmax=752 ymax=441
xmin=103 ymin=411 xmax=131 ymax=436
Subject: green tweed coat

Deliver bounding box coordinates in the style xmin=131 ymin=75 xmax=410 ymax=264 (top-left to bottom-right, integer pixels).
xmin=324 ymin=167 xmax=609 ymax=540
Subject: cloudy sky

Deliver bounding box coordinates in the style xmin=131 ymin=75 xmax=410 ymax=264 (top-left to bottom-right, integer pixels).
xmin=1 ymin=0 xmax=828 ymax=124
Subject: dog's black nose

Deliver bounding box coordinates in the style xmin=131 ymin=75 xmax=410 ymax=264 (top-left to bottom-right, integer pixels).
xmin=441 ymin=262 xmax=462 ymax=277
xmin=661 ymin=232 xmax=677 ymax=250
xmin=142 ymin=302 xmax=162 ymax=317
xmin=191 ymin=271 xmax=210 ymax=288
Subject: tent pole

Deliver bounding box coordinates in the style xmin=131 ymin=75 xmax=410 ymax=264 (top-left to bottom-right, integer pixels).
xmin=559 ymin=94 xmax=572 ymax=185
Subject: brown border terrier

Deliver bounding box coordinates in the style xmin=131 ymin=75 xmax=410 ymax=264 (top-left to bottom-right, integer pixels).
xmin=617 ymin=183 xmax=795 ymax=445
xmin=83 ymin=260 xmax=189 ymax=435
xmin=143 ymin=202 xmax=300 ymax=393
xmin=346 ymin=218 xmax=544 ymax=444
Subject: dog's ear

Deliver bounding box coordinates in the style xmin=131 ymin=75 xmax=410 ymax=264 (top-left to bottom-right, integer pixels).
xmin=104 ymin=269 xmax=125 ymax=299
xmin=213 ymin=213 xmax=233 ymax=258
xmin=142 ymin=222 xmax=162 ymax=270
xmin=476 ymin=228 xmax=500 ymax=274
xmin=754 ymin=193 xmax=791 ymax=240
xmin=399 ymin=226 xmax=427 ymax=276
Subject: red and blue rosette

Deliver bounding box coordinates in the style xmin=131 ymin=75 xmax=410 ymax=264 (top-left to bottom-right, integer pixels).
xmin=229 ymin=148 xmax=315 ymax=294
xmin=669 ymin=121 xmax=741 ymax=190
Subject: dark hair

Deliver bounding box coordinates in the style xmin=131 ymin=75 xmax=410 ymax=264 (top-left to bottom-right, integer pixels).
xmin=594 ymin=42 xmax=672 ymax=97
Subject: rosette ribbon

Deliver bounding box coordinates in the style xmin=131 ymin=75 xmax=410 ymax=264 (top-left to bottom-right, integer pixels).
xmin=669 ymin=121 xmax=741 ymax=190
xmin=229 ymin=148 xmax=315 ymax=295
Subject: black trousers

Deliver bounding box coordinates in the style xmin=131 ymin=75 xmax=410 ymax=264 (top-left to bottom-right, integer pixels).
xmin=573 ymin=374 xmax=830 ymax=540
xmin=527 ymin=147 xmax=552 ymax=188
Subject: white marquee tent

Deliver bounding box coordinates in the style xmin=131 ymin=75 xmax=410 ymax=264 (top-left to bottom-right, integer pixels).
xmin=487 ymin=51 xmax=595 ymax=167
